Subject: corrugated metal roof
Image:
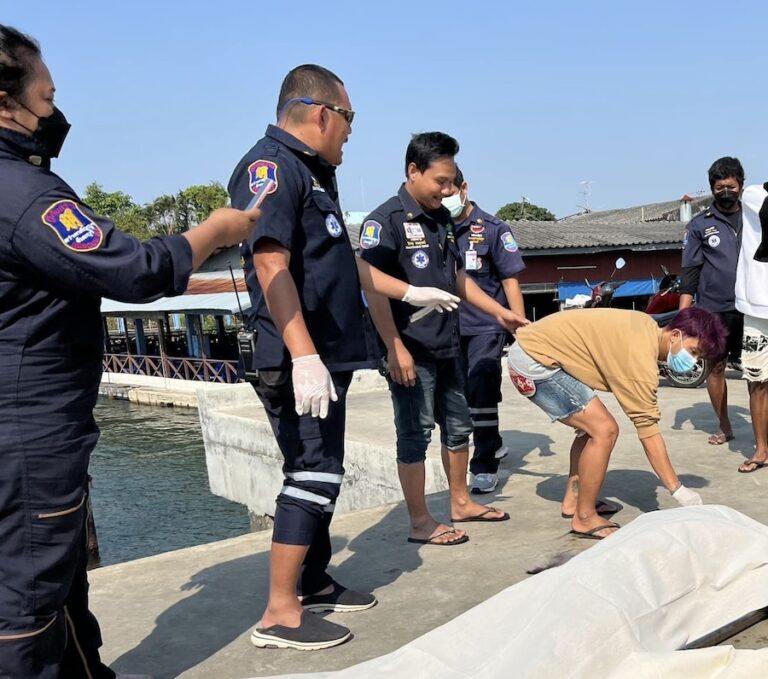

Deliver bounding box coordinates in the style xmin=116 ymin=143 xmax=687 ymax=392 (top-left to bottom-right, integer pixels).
xmin=101 ymin=292 xmax=250 ymax=317
xmin=559 ymin=196 xmax=710 ymax=225
xmin=507 ymin=219 xmax=688 ymax=250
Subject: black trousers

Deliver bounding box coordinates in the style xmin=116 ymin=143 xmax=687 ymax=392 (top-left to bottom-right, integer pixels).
xmin=0 ymin=355 xmax=113 ymax=679
xmin=252 ymin=370 xmax=352 ymax=596
xmin=460 ymin=333 xmax=507 ymax=475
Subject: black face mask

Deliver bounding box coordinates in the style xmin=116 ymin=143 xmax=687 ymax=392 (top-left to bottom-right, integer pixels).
xmin=713 ymin=188 xmax=740 ymax=211
xmin=17 ymin=103 xmax=71 ymax=158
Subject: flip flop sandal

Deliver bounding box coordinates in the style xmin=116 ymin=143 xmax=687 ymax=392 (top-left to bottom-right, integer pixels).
xmin=569 ymin=521 xmax=620 ymax=540
xmin=708 ymin=432 xmax=735 ymax=445
xmin=451 ymin=507 xmax=510 ymax=523
xmin=407 ymin=528 xmax=469 ymax=546
xmin=561 ymin=499 xmax=619 ymax=519
xmin=738 ymin=460 xmax=767 ymax=473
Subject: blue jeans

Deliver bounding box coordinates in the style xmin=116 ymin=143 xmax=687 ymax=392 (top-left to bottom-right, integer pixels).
xmin=526 ymin=369 xmax=596 ymax=422
xmin=388 ymin=357 xmax=472 ymax=463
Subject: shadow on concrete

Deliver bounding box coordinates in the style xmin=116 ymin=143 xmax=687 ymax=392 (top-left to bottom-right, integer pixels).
xmin=672 ymin=401 xmax=751 ymax=435
xmin=500 ymin=428 xmax=558 ymax=464
xmin=111 ymin=551 xmax=270 ymax=679
xmin=535 ymin=469 xmax=710 ymax=514
xmin=111 ymin=502 xmax=425 ymax=679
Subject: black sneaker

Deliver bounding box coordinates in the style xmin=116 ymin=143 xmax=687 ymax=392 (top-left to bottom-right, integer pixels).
xmin=250 ymin=611 xmax=351 ymax=651
xmin=301 ymin=582 xmax=377 ymax=613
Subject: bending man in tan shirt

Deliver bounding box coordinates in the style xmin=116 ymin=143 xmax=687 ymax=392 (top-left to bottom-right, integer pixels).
xmin=507 ymin=307 xmax=726 ymax=539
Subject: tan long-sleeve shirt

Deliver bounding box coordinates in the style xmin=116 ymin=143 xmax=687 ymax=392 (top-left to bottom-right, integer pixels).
xmin=515 ymin=308 xmax=662 ymax=438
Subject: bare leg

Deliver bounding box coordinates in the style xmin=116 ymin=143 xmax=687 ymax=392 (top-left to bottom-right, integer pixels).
xmin=398 ymin=461 xmax=465 ymax=543
xmin=740 ymin=381 xmax=768 ymax=471
xmin=442 ymin=446 xmax=506 ymax=521
xmin=561 ymin=434 xmax=588 ymax=517
xmin=560 ymin=398 xmax=620 ymax=537
xmin=259 ymin=543 xmax=308 ymax=628
xmin=706 ymin=358 xmax=733 ymax=444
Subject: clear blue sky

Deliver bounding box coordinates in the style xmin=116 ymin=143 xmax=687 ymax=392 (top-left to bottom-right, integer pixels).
xmin=6 ymin=1 xmax=768 ymax=218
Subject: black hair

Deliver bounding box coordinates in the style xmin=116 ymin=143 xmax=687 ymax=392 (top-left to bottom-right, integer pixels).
xmin=708 ymin=156 xmax=744 ymax=190
xmin=453 ymin=165 xmax=465 ymax=188
xmin=277 ymin=64 xmax=344 ymax=122
xmin=405 ymin=132 xmax=459 ymax=175
xmin=0 ymin=25 xmax=40 ymax=102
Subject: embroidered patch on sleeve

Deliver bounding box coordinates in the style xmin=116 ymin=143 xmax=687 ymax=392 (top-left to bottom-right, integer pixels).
xmin=359 ymin=220 xmax=382 ymax=249
xmin=248 ymin=159 xmax=279 ymax=195
xmin=500 ymin=232 xmax=519 ymax=252
xmin=41 ymin=200 xmax=103 ymax=252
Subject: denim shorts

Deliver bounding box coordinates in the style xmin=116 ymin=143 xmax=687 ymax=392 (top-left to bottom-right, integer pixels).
xmin=388 ymin=357 xmax=472 ymax=463
xmin=515 ymin=368 xmax=596 ymax=422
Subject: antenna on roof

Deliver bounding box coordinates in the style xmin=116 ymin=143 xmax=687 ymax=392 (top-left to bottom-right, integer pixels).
xmin=578 ymin=181 xmax=592 ymax=213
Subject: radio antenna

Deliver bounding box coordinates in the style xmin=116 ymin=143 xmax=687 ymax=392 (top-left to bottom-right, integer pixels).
xmin=228 ymin=262 xmax=246 ymax=323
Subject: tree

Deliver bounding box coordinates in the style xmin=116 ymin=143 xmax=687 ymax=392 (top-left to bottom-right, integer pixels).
xmin=146 ymin=193 xmax=183 ymax=236
xmin=496 ymin=201 xmax=556 ymax=222
xmin=181 ymin=182 xmax=229 ymax=225
xmin=82 ymin=182 xmax=152 ymax=239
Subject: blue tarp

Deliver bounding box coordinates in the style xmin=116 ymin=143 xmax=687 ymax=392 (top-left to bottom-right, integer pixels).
xmin=558 ymin=277 xmax=658 ymax=301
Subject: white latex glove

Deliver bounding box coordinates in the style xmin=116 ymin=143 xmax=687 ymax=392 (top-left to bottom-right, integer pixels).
xmin=291 ymin=354 xmax=337 ymax=419
xmin=671 ymin=484 xmax=703 ymax=507
xmin=401 ymin=285 xmax=460 ymax=311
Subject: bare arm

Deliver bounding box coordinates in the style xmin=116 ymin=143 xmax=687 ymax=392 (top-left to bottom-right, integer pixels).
xmin=639 ymin=433 xmax=680 ymax=492
xmin=457 ymin=271 xmax=528 ymax=332
xmin=253 ymin=242 xmax=315 ymax=359
xmin=678 ymin=293 xmax=694 ymax=310
xmin=501 ymin=277 xmax=525 ymax=316
xmin=366 ymin=291 xmax=416 ymax=387
xmin=183 ymin=205 xmax=262 ymax=271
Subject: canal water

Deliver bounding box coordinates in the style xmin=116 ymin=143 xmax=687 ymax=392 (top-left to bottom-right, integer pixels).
xmin=89 ymin=398 xmax=249 ymax=566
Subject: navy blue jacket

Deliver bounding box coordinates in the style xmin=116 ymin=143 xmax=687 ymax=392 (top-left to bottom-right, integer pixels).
xmin=455 ymin=203 xmax=525 ymax=335
xmin=228 ymin=125 xmax=378 ymax=372
xmin=680 ymin=203 xmax=742 ymax=312
xmin=359 ymin=184 xmax=462 ymax=360
xmin=0 ymin=128 xmax=193 ymax=479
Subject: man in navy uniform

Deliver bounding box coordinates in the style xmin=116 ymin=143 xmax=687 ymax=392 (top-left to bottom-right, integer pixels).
xmin=360 ymin=132 xmax=528 ymax=547
xmin=444 ymin=167 xmax=526 ymax=493
xmin=229 ymin=66 xmax=459 ymax=650
xmin=679 ymin=157 xmax=745 ymax=446
xmin=0 ymin=25 xmax=261 ymax=679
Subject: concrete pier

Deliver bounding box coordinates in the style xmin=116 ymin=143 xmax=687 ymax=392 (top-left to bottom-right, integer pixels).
xmin=89 ymin=372 xmax=768 ymax=678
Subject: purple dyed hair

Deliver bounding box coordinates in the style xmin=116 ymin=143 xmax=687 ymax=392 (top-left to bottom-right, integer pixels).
xmin=667 ymin=307 xmax=727 ymax=359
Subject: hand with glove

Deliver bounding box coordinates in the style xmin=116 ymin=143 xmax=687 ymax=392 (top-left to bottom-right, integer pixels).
xmin=401 ymin=285 xmax=460 ymax=312
xmin=291 ymin=354 xmax=337 ymax=419
xmin=671 ymin=484 xmax=703 ymax=507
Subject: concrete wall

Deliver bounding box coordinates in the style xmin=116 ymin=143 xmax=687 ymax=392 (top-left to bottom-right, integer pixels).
xmin=197 ymin=370 xmax=449 ymax=519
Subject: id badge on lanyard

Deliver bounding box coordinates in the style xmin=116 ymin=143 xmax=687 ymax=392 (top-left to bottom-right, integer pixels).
xmin=465 ymin=244 xmax=479 ymax=271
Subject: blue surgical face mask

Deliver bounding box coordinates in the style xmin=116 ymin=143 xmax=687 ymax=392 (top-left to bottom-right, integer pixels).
xmin=667 ymin=331 xmax=697 ymax=373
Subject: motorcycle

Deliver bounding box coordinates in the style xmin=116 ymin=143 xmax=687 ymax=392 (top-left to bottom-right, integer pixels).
xmin=583 ymin=257 xmax=627 ymax=308
xmin=581 ymin=260 xmax=707 ymax=388
xmin=644 ymin=265 xmax=707 ymax=389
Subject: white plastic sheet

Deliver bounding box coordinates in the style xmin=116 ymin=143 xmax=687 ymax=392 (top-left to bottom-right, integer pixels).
xmin=258 ymin=506 xmax=768 ymax=678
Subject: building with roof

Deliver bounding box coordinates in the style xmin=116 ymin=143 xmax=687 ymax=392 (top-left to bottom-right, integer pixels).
xmin=102 ymin=195 xmax=710 ymax=382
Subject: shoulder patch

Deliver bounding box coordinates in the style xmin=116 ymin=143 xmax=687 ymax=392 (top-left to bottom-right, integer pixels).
xmin=42 ymin=200 xmax=103 ymax=252
xmin=360 ymin=220 xmax=382 ymax=249
xmin=248 ymin=159 xmax=279 ymax=195
xmin=500 ymin=232 xmax=518 ymax=253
